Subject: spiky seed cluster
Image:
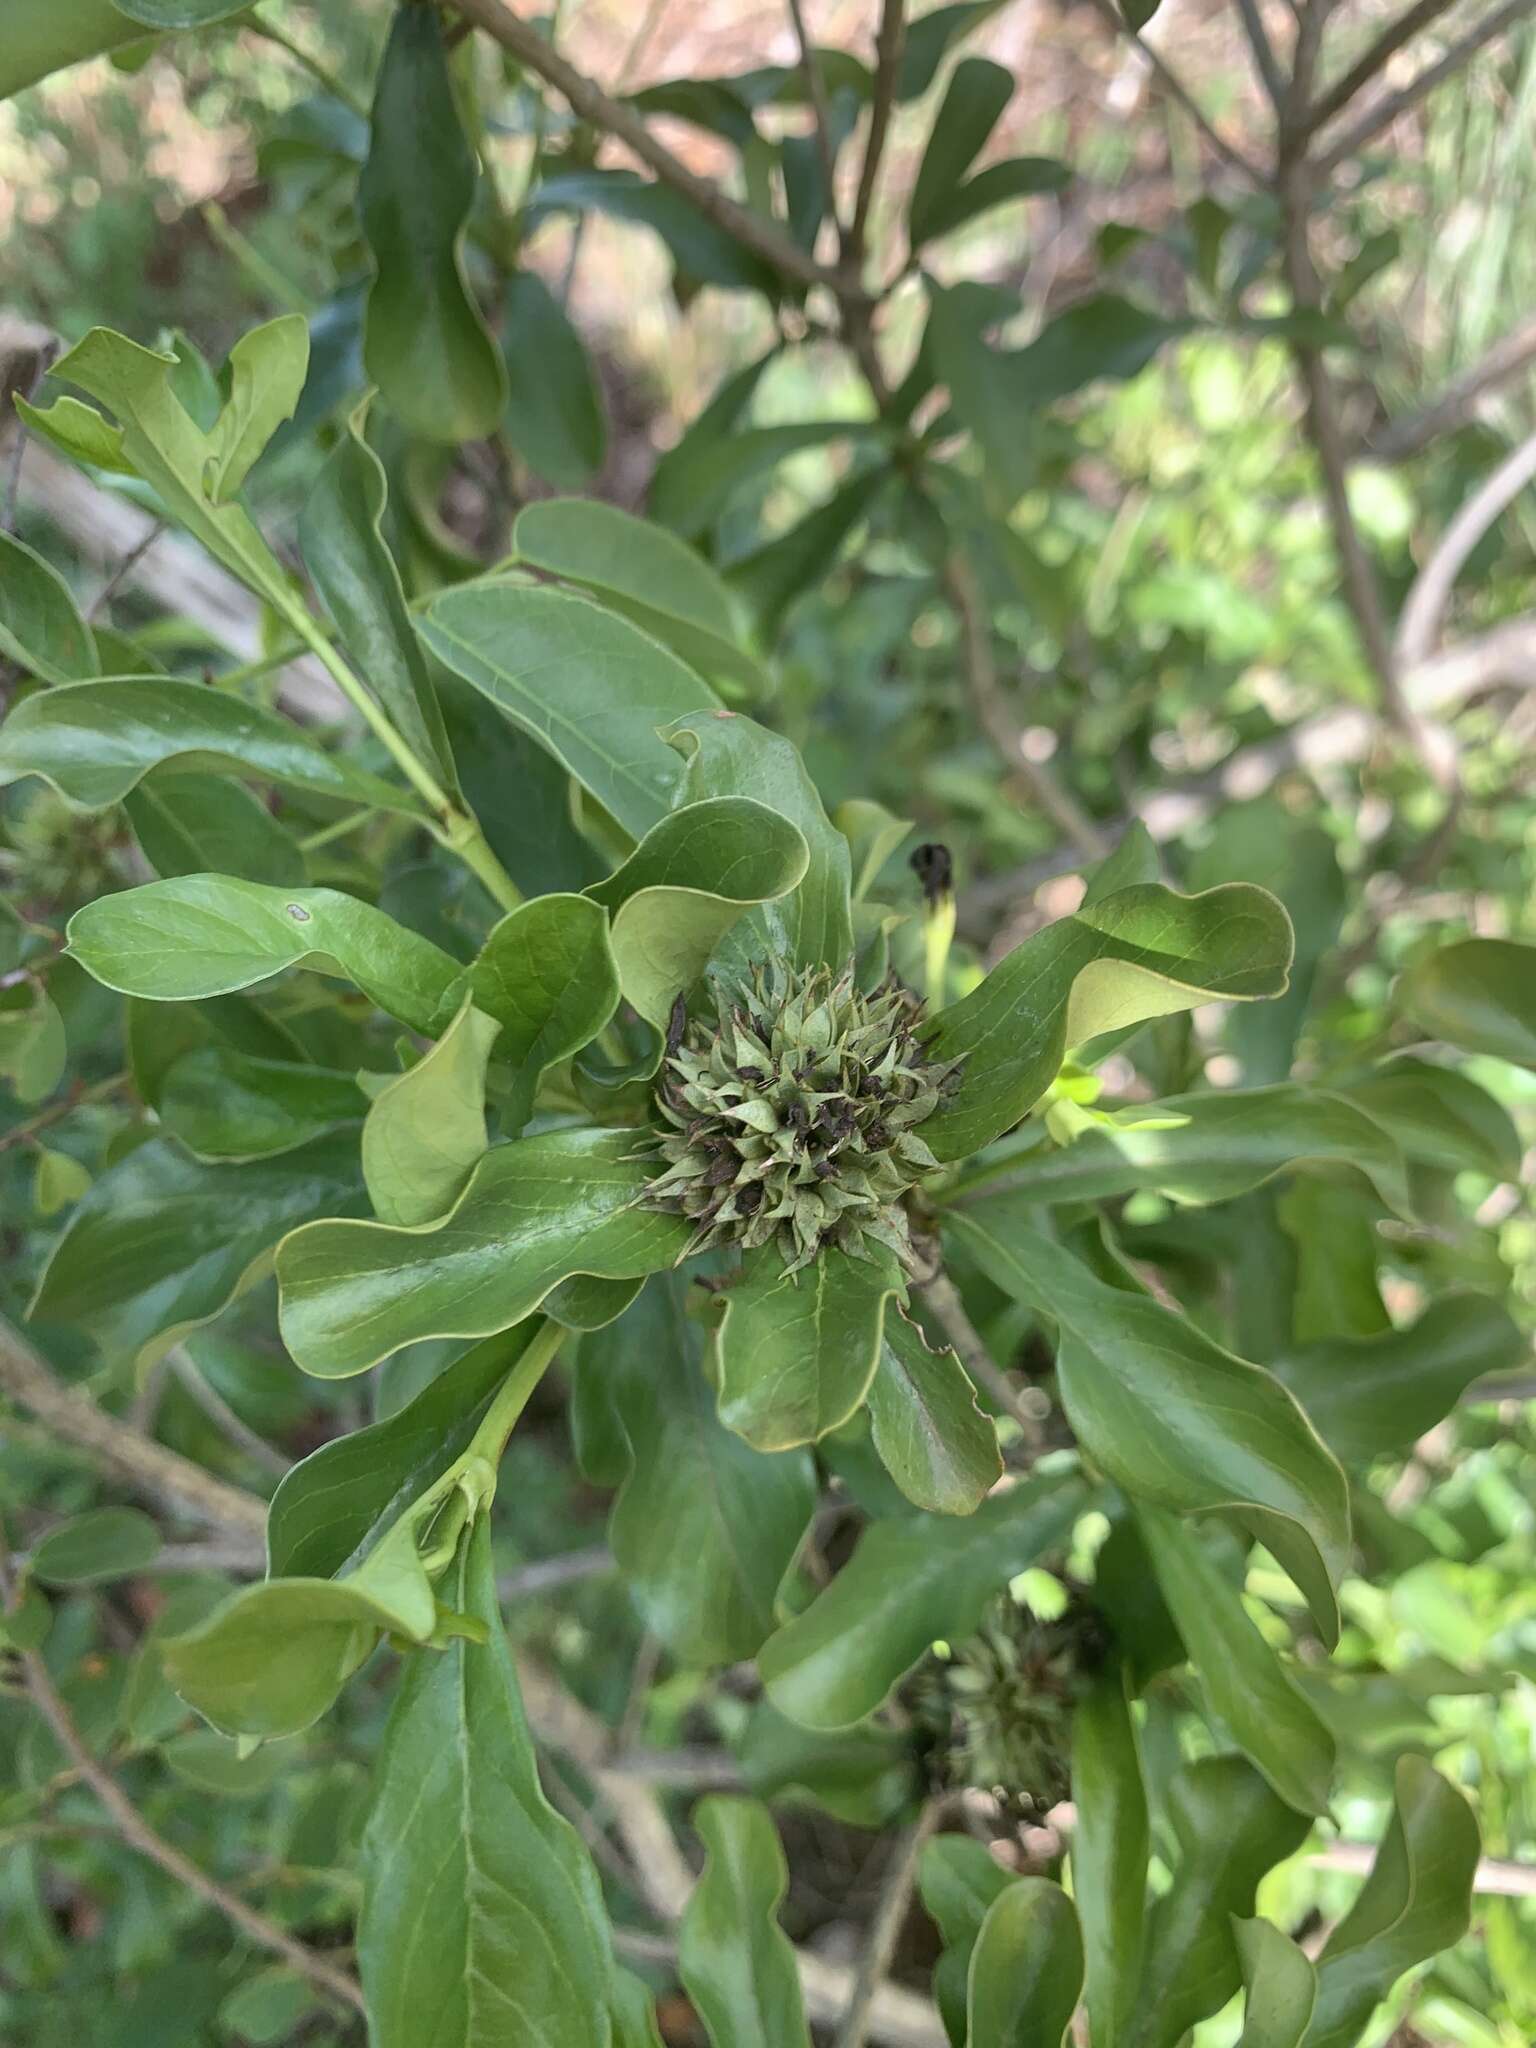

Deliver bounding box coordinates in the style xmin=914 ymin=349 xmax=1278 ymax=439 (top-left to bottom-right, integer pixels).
xmin=910 ymin=1596 xmax=1110 ymax=1814
xmin=644 ymin=961 xmax=959 ymax=1274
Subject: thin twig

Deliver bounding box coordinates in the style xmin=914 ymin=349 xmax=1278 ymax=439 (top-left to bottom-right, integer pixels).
xmin=1234 ymin=0 xmax=1289 ymax=112
xmin=0 ymin=1315 xmax=268 ymax=1546
xmin=788 ymin=0 xmax=843 ymax=243
xmin=0 ymin=1531 xmax=364 ymax=2015
xmin=498 ymin=1544 xmax=614 ymax=1600
xmin=1316 ymin=0 xmax=1536 ymax=174
xmin=2 ymin=339 xmax=58 ymax=534
xmin=245 ymin=17 xmax=372 ymax=121
xmin=919 ymin=1269 xmax=1046 ymax=1453
xmin=833 ymin=1799 xmax=947 ymax=2048
xmin=1370 ymin=308 xmax=1536 ymax=461
xmin=1087 ymin=0 xmax=1268 ymax=184
xmin=1302 ymin=0 xmax=1459 ymax=136
xmin=849 ymin=0 xmax=906 ymax=273
xmin=168 ymin=1347 xmax=290 ymax=1482
xmin=944 ymin=556 xmax=1108 ymax=862
xmin=1395 ymin=425 xmax=1536 ymax=671
xmin=445 ymin=0 xmax=840 ymax=295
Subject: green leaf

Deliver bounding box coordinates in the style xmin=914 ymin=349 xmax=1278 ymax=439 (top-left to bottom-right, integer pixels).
xmin=161 ymin=1729 xmax=287 ymax=1799
xmin=727 ymin=468 xmax=888 ymax=637
xmin=112 ymin=0 xmax=250 ymax=23
xmin=915 ymin=157 xmax=1071 ymax=246
xmin=1304 ymin=1757 xmax=1478 ymax=2048
xmin=201 ymin=313 xmax=308 ymax=503
xmin=1138 ymin=1506 xmax=1336 ymax=1816
xmin=299 ymin=407 xmax=457 ymax=786
xmin=650 ymin=420 xmax=871 ymax=540
xmin=217 ymin=1969 xmax=316 ymax=2047
xmin=1272 ymin=1293 xmax=1524 ymax=1466
xmin=12 ymin=391 xmax=132 ymax=473
xmin=0 ymin=982 xmax=65 ymax=1104
xmin=573 ymin=1276 xmax=815 ymax=1664
xmin=276 ymin=1128 xmax=692 ymax=1378
xmin=362 ymin=996 xmax=498 ymax=1225
xmin=666 ymin=710 xmax=856 ymax=975
xmin=468 ymin=893 xmax=621 ymax=1129
xmin=759 ymin=1468 xmax=1089 ymax=1729
xmin=1071 ymin=1669 xmax=1148 ymax=2048
xmin=68 ymin=875 xmax=465 ymax=1036
xmin=948 ymin=1085 xmax=1411 ymax=1216
xmin=513 ymin=497 xmax=767 ymax=697
xmin=923 ymin=880 xmax=1293 ymax=1159
xmin=898 ymin=2 xmax=1009 ymax=97
xmin=588 ymin=795 xmax=809 ymax=1025
xmin=714 ymin=1245 xmax=902 ymax=1451
xmin=359 ymin=5 xmax=506 ymax=443
xmin=501 ymin=273 xmax=608 ymax=488
xmin=737 ymin=1702 xmax=915 ymax=1829
xmin=420 ymin=582 xmax=719 ymax=839
xmin=1233 ymin=1919 xmax=1317 ymax=2048
xmin=945 ymin=1204 xmax=1350 ymax=1645
xmin=360 ymin=1517 xmax=621 ymax=2048
xmin=30 ymin=1133 xmax=365 ymax=1368
xmin=527 ymin=168 xmax=777 ymax=297
xmin=1125 ymin=1757 xmax=1313 ymax=2048
xmin=865 ymin=1306 xmax=1000 ymax=1515
xmin=32 ymin=1144 xmax=92 ymax=1216
xmin=909 ymin=58 xmax=1013 ymax=246
xmin=0 ymin=530 xmax=98 ymax=681
xmin=0 ymin=676 xmax=423 ymax=816
xmin=124 ymin=773 xmax=307 ymax=888
xmin=30 ymin=1507 xmax=161 ymax=1584
xmin=158 ymin=1048 xmax=364 ymax=1161
xmin=1399 ymin=937 xmax=1536 ymax=1069
xmin=920 ymin=1837 xmax=1017 ymax=2046
xmin=677 ymin=1797 xmax=812 ymax=2048
xmin=1 ymin=0 xmax=151 ymax=97
xmin=966 ymin=1878 xmax=1083 ymax=2048
xmin=1341 ymin=1056 xmax=1521 ymax=1180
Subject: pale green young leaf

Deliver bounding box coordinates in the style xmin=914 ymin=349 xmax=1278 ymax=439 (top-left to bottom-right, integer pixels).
xmin=202 ymin=313 xmax=309 ymax=503
xmin=834 ymin=799 xmax=915 ymax=902
xmin=677 ymin=1798 xmax=812 ymax=2048
xmin=0 ymin=530 xmax=99 ymax=682
xmin=277 ymin=1129 xmax=692 ymax=1378
xmin=362 ymin=996 xmax=498 ymax=1226
xmin=1071 ymin=1669 xmax=1149 ymax=2048
xmin=32 ymin=1144 xmax=92 ymax=1216
xmin=0 ymin=982 xmax=65 ymax=1104
xmin=865 ymin=1306 xmax=1000 ymax=1516
xmin=966 ymin=1878 xmax=1083 ymax=2048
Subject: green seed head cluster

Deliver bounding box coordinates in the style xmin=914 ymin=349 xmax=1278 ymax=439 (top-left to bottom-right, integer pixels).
xmin=644 ymin=960 xmax=958 ymax=1274
xmin=911 ymin=1596 xmax=1108 ymax=1813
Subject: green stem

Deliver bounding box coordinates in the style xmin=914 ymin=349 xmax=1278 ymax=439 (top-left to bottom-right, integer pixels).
xmin=246 ymin=18 xmax=373 ymax=122
xmin=466 ymin=1319 xmax=566 ymax=1469
xmin=200 ymin=203 xmax=311 ymax=318
xmin=298 ymin=809 xmax=376 ymax=854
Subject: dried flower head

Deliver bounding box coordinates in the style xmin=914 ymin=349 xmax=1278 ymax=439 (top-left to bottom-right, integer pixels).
xmin=643 ymin=960 xmax=958 ymax=1274
xmin=910 ymin=1594 xmax=1109 ymax=1813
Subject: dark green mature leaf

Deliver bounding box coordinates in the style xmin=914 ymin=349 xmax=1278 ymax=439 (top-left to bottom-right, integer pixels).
xmin=923 ymin=881 xmax=1293 ymax=1159
xmin=713 ymin=1245 xmax=902 ymax=1451
xmin=1272 ymin=1293 xmax=1524 ymax=1466
xmin=909 ymin=57 xmax=1013 ymax=246
xmin=759 ymin=1469 xmax=1090 ymax=1728
xmin=2 ymin=0 xmax=151 ymax=98
xmin=0 ymin=982 xmax=65 ymax=1104
xmin=1304 ymin=1758 xmax=1478 ymax=2048
xmin=527 ymin=168 xmax=779 ymax=296
xmin=650 ymin=420 xmax=873 ymax=540
xmin=1071 ymin=1670 xmax=1148 ymax=2048
xmin=919 ymin=1837 xmax=1017 ymax=2046
xmin=420 ymin=582 xmax=719 ymax=838
xmin=362 ymin=997 xmax=498 ymax=1225
xmin=276 ymin=1129 xmax=692 ymax=1377
xmin=158 ymin=1049 xmax=364 ymax=1160
xmin=1399 ymin=937 xmax=1536 ymax=1070
xmin=300 ymin=410 xmax=457 ymax=785
xmin=966 ymin=1879 xmax=1083 ymax=2048
xmin=667 ymin=710 xmax=856 ymax=975
xmin=727 ymin=468 xmax=888 ymax=638
xmin=915 ymin=157 xmax=1071 ymax=245
xmin=1138 ymin=1507 xmax=1336 ymax=1816
xmin=513 ymin=498 xmax=767 ymax=696
xmin=1341 ymin=1056 xmax=1520 ymax=1179
xmin=29 ymin=1507 xmax=161 ymax=1584
xmin=112 ymin=0 xmax=248 ymax=23
xmin=468 ymin=893 xmax=621 ymax=1128
xmin=573 ymin=1277 xmax=815 ymax=1664
xmin=501 ymin=273 xmax=608 ymax=488
xmin=68 ymin=876 xmax=465 ymax=1035
xmin=588 ymin=796 xmax=809 ymax=1025
xmin=359 ymin=5 xmax=506 ymax=443
xmin=1234 ymin=1919 xmax=1317 ymax=2048
xmin=0 ymin=530 xmax=98 ymax=681
xmin=898 ymin=1 xmax=1009 ymax=97
xmin=865 ymin=1306 xmax=1000 ymax=1515
xmin=677 ymin=1798 xmax=812 ymax=2048
xmin=737 ymin=1703 xmax=914 ymax=1828
xmin=124 ymin=773 xmax=306 ymax=888
xmin=360 ymin=1518 xmax=621 ymax=2048
xmin=946 ymin=1204 xmax=1350 ymax=1645
xmin=948 ymin=1085 xmax=1411 ymax=1215
xmin=30 ymin=1134 xmax=364 ymax=1367
xmin=1125 ymin=1757 xmax=1313 ymax=2048
xmin=0 ymin=677 xmax=424 ymax=816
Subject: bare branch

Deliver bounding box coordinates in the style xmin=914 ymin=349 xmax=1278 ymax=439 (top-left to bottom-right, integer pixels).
xmin=1303 ymin=0 xmax=1459 ymax=136
xmin=849 ymin=0 xmax=906 ymax=272
xmin=1317 ymin=0 xmax=1536 ymax=174
xmin=1087 ymin=0 xmax=1268 ymax=183
xmin=1396 ymin=426 xmax=1536 ymax=670
xmin=833 ymin=1799 xmax=947 ymax=2048
xmin=168 ymin=1346 xmax=290 ymax=1481
xmin=498 ymin=1544 xmax=614 ymax=1600
xmin=1370 ymin=309 xmax=1536 ymax=461
xmin=0 ymin=1314 xmax=268 ymax=1547
xmin=920 ymin=1268 xmax=1047 ymax=1454
xmin=944 ymin=555 xmax=1109 ymax=863
xmin=1234 ymin=0 xmax=1289 ymax=112
xmin=445 ymin=0 xmax=840 ymax=296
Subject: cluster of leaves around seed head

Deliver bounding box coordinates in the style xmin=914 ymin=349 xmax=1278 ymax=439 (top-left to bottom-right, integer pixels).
xmin=910 ymin=1592 xmax=1111 ymax=1814
xmin=643 ymin=960 xmax=961 ymax=1275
